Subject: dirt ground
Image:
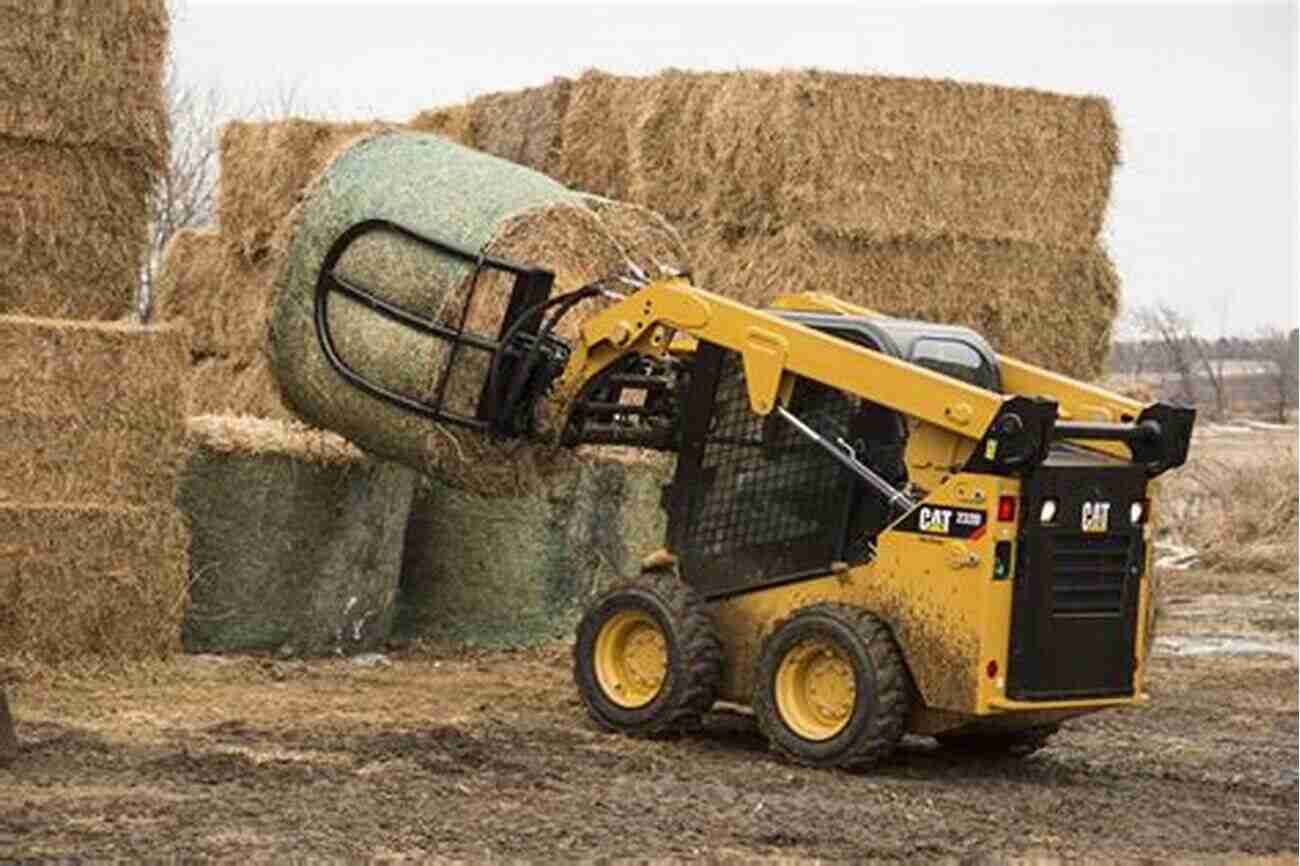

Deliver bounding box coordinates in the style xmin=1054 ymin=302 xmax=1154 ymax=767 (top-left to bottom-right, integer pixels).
xmin=1 ymin=560 xmax=1295 ymax=865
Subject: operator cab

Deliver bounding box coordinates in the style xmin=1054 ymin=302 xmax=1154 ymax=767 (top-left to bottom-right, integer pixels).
xmin=771 ymin=310 xmax=1002 ymax=393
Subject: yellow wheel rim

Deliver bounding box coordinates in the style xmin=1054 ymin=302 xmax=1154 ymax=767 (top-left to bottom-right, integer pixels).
xmin=774 ymin=637 xmax=857 ymax=741
xmin=593 ymin=609 xmax=668 ymax=709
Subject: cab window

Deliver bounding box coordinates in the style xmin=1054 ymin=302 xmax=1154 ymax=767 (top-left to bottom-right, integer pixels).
xmin=910 ymin=338 xmax=994 ymax=390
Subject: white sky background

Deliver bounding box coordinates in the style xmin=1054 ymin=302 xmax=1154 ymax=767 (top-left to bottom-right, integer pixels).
xmin=174 ymin=1 xmax=1297 ymax=337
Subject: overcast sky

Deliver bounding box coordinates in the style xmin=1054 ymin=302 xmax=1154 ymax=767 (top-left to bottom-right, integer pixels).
xmin=175 ymin=1 xmax=1297 ymax=337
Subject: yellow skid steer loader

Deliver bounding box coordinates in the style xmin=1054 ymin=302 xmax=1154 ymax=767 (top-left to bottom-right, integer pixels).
xmin=314 ymin=220 xmax=1195 ymax=769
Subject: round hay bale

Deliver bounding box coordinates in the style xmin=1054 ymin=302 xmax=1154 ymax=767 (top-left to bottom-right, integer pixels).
xmin=0 ymin=316 xmax=187 ymax=506
xmin=179 ymin=416 xmax=419 ymax=655
xmin=0 ymin=0 xmax=168 ymax=165
xmin=268 ymin=131 xmax=686 ymax=494
xmin=0 ymin=139 xmax=152 ymax=319
xmin=0 ymin=503 xmax=189 ymax=666
xmin=396 ymin=454 xmax=671 ymax=647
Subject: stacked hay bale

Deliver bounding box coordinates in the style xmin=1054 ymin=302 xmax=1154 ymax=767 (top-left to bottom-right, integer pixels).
xmin=0 ymin=2 xmax=189 ymax=673
xmin=409 ymin=69 xmax=1122 ymax=379
xmin=0 ymin=318 xmax=190 ymax=668
xmin=0 ymin=0 xmax=168 ymax=319
xmin=179 ymin=416 xmax=419 ymax=654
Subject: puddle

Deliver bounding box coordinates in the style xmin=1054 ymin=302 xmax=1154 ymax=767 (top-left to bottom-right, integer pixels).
xmin=1154 ymin=633 xmax=1298 ymax=662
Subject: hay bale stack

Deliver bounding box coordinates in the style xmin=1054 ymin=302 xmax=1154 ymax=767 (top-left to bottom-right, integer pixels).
xmin=0 ymin=317 xmax=189 ymax=668
xmin=179 ymin=415 xmax=419 ymax=655
xmin=413 ymin=69 xmax=1122 ymax=378
xmin=0 ymin=316 xmax=188 ymax=506
xmin=397 ymin=455 xmax=670 ymax=646
xmin=269 ymin=131 xmax=686 ymax=492
xmin=0 ymin=504 xmax=189 ymax=664
xmin=0 ymin=0 xmax=168 ymax=319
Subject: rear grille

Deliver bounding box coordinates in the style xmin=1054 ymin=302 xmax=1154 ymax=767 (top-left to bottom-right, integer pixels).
xmin=1049 ymin=534 xmax=1131 ymax=617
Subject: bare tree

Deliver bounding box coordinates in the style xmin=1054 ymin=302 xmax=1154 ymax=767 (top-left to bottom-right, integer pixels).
xmin=1249 ymin=327 xmax=1299 ymax=423
xmin=141 ymin=51 xmax=226 ymax=319
xmin=1132 ymin=303 xmax=1199 ymax=407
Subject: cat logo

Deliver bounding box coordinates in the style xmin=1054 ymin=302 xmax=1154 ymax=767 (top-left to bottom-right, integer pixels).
xmin=1081 ymin=501 xmax=1111 ymax=533
xmin=918 ymin=507 xmax=953 ymax=534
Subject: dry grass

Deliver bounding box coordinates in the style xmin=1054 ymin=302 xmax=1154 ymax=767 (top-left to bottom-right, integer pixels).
xmin=0 ymin=138 xmax=152 ymax=319
xmin=0 ymin=0 xmax=168 ymax=165
xmin=1159 ymin=441 xmax=1299 ymax=573
xmin=0 ymin=504 xmax=189 ymax=671
xmin=0 ymin=316 xmax=188 ymax=506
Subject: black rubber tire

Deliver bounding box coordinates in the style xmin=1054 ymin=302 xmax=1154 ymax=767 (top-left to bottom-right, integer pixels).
xmin=935 ymin=724 xmax=1059 ymax=758
xmin=573 ymin=572 xmax=722 ymax=737
xmin=754 ymin=603 xmax=911 ymax=770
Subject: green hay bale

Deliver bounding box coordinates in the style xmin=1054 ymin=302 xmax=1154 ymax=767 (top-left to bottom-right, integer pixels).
xmin=0 ymin=503 xmax=189 ymax=666
xmin=396 ymin=455 xmax=671 ymax=646
xmin=178 ymin=416 xmax=419 ymax=655
xmin=268 ymin=130 xmax=686 ymax=494
xmin=0 ymin=316 xmax=188 ymax=506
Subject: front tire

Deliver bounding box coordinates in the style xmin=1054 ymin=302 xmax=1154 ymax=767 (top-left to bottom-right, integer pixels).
xmin=573 ymin=573 xmax=721 ymax=736
xmin=754 ymin=604 xmax=911 ymax=769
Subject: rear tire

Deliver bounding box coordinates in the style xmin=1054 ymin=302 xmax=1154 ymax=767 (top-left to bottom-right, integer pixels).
xmin=754 ymin=604 xmax=910 ymax=769
xmin=573 ymin=572 xmax=721 ymax=736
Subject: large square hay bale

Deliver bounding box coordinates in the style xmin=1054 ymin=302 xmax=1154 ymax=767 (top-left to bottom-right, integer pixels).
xmin=0 ymin=316 xmax=188 ymax=506
xmin=397 ymin=455 xmax=671 ymax=646
xmin=0 ymin=139 xmax=152 ymax=319
xmin=687 ymin=225 xmax=1121 ymax=380
xmin=0 ymin=0 xmax=168 ymax=165
xmin=217 ymin=119 xmax=394 ymax=257
xmin=268 ymin=130 xmax=686 ymax=493
xmin=0 ymin=503 xmax=189 ymax=666
xmin=179 ymin=416 xmax=419 ymax=655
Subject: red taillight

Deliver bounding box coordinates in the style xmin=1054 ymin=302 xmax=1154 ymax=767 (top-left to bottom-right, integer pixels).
xmin=986 ymin=659 xmax=999 ymax=679
xmin=997 ymin=495 xmax=1017 ymax=523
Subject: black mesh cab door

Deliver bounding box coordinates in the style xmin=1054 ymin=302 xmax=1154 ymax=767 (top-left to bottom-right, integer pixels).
xmin=666 ymin=342 xmax=860 ymax=599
